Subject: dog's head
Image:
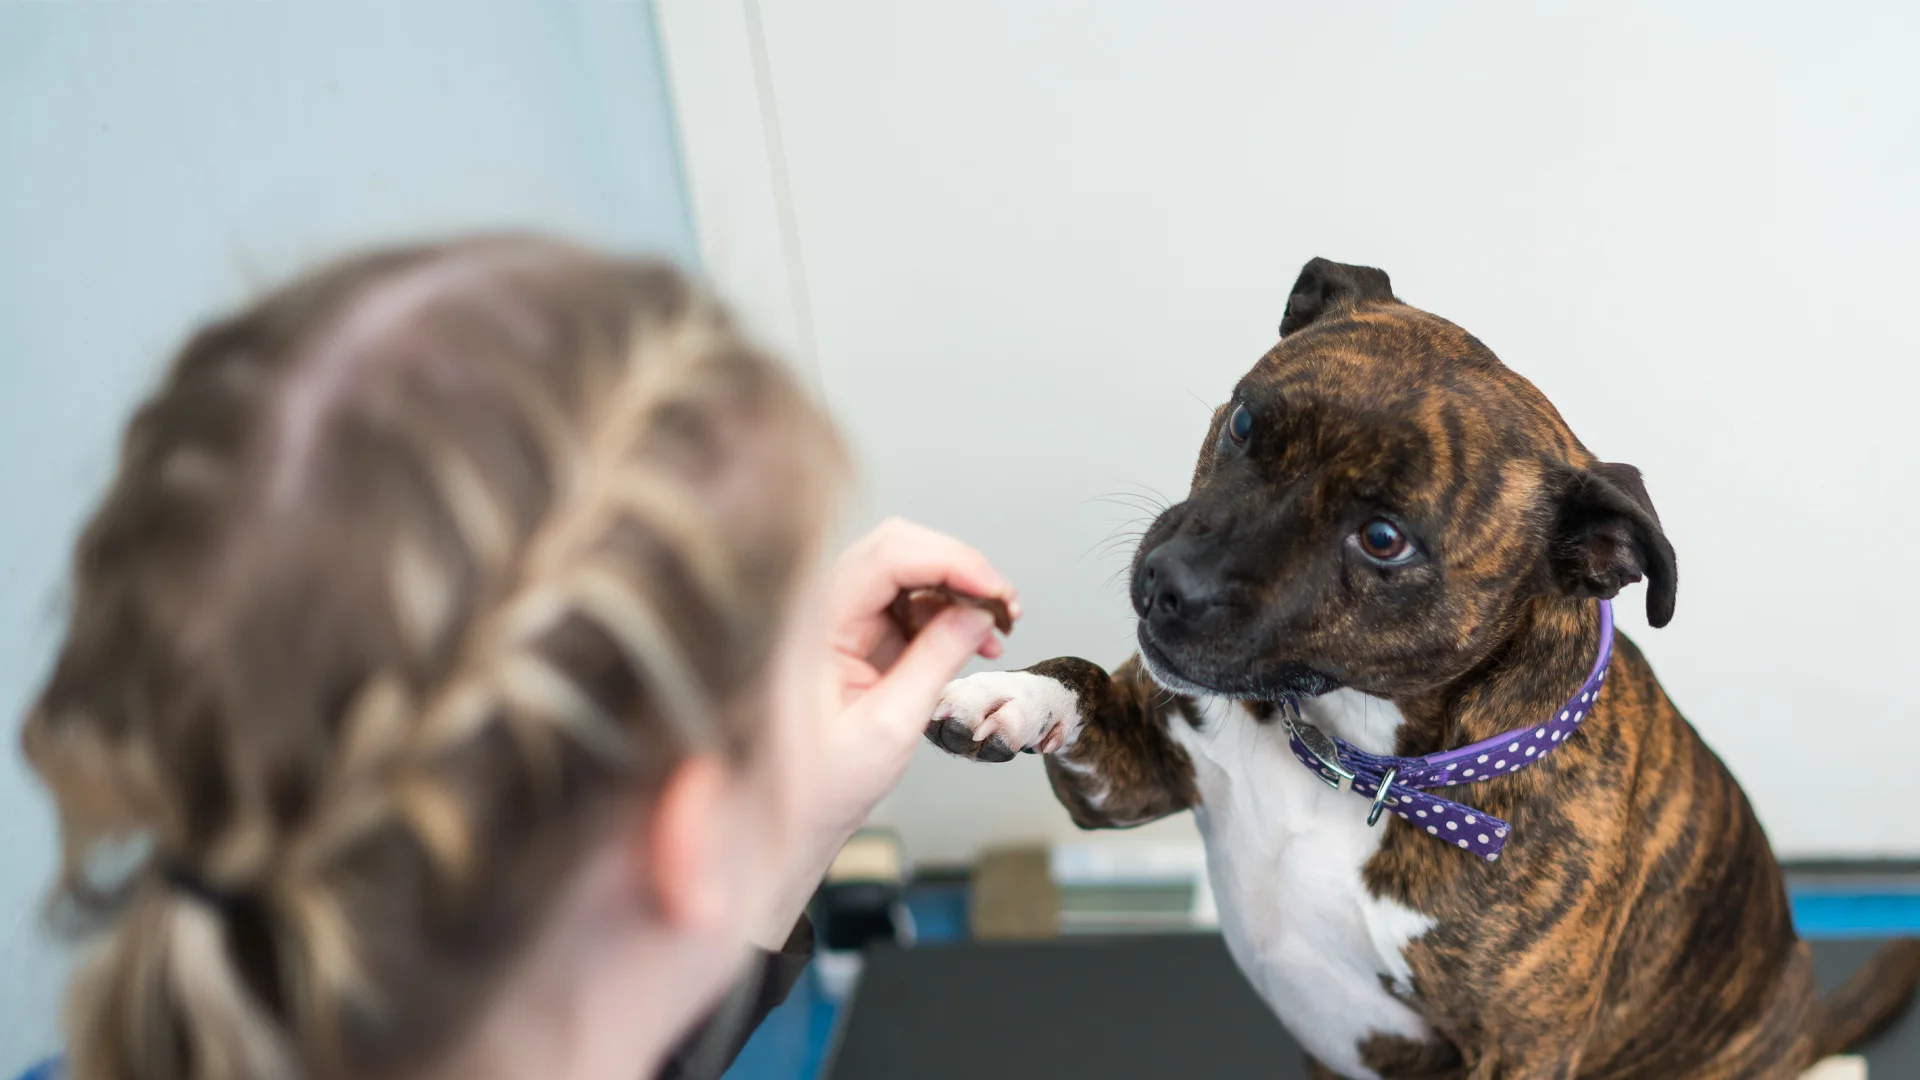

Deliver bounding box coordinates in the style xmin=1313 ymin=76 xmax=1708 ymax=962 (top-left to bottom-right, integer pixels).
xmin=1132 ymin=257 xmax=1676 ymax=700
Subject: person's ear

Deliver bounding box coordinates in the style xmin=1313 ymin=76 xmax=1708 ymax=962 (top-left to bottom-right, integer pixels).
xmin=1279 ymin=257 xmax=1396 ymax=336
xmin=1548 ymin=462 xmax=1678 ymax=627
xmin=643 ymin=756 xmax=736 ymax=933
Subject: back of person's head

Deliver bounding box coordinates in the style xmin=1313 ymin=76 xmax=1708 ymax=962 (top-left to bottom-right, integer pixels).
xmin=22 ymin=235 xmax=844 ymax=1080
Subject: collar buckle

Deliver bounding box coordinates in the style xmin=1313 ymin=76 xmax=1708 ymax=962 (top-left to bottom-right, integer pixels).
xmin=1282 ymin=697 xmax=1354 ymax=790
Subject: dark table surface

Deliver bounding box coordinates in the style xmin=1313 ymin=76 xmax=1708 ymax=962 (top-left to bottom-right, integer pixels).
xmin=824 ymin=934 xmax=1916 ymax=1079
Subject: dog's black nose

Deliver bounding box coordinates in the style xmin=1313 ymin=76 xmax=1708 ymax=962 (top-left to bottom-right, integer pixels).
xmin=1135 ymin=540 xmax=1222 ymax=625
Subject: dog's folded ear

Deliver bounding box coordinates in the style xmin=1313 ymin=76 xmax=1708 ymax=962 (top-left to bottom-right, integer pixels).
xmin=1279 ymin=257 xmax=1396 ymax=336
xmin=1549 ymin=462 xmax=1678 ymax=627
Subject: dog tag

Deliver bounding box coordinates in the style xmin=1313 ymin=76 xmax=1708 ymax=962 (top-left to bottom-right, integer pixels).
xmin=1285 ymin=709 xmax=1355 ymax=789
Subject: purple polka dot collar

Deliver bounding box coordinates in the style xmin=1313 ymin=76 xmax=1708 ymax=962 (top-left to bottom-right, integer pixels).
xmin=1282 ymin=600 xmax=1614 ymax=862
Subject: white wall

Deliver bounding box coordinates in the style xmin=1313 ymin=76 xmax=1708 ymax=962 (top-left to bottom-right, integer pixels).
xmin=669 ymin=0 xmax=1920 ymax=863
xmin=0 ymin=4 xmax=695 ymax=1069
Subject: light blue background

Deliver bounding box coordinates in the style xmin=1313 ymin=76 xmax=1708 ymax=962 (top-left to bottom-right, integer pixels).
xmin=0 ymin=3 xmax=696 ymax=1069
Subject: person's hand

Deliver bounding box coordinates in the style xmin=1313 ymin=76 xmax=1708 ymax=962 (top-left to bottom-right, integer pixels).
xmin=755 ymin=519 xmax=1017 ymax=947
xmin=810 ymin=517 xmax=1019 ymax=836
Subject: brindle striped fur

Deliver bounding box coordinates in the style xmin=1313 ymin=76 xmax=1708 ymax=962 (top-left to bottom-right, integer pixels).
xmin=953 ymin=259 xmax=1919 ymax=1077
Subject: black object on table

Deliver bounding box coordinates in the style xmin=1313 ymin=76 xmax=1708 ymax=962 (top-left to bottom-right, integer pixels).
xmin=823 ymin=934 xmax=1917 ymax=1078
xmin=815 ymin=881 xmax=904 ymax=952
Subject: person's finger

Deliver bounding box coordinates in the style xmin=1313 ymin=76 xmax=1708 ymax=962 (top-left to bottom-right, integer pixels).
xmin=858 ymin=606 xmax=997 ymax=736
xmin=833 ymin=518 xmax=1019 ymax=623
xmin=863 ymin=611 xmax=1004 ymax=674
xmin=843 ymin=519 xmax=1009 ymax=607
xmin=863 ymin=607 xmax=1005 ymax=673
xmin=863 ymin=623 xmax=908 ymax=673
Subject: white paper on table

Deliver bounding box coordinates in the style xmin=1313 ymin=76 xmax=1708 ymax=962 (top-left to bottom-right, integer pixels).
xmin=1802 ymin=1055 xmax=1867 ymax=1080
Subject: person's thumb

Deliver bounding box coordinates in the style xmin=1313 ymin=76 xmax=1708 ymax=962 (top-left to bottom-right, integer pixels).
xmin=863 ymin=606 xmax=997 ymax=734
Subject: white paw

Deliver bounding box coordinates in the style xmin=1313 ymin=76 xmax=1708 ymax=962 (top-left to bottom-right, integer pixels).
xmin=926 ymin=671 xmax=1082 ymax=762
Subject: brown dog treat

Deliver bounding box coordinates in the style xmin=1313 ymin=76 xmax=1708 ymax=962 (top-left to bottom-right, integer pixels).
xmin=887 ymin=584 xmax=1014 ymax=640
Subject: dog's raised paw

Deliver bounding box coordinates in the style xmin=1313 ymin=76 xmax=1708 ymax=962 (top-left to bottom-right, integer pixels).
xmin=926 ymin=671 xmax=1081 ymax=762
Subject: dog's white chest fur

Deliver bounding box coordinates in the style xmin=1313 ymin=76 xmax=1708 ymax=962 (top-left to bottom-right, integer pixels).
xmin=1170 ymin=691 xmax=1435 ymax=1080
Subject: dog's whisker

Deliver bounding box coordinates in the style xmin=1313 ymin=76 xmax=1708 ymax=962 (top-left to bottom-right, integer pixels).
xmin=1088 ymin=493 xmax=1167 ymax=518
xmin=1112 ymin=481 xmax=1174 ymax=511
xmin=1084 ymin=537 xmax=1146 ymax=566
xmin=1118 ymin=478 xmax=1173 ymax=501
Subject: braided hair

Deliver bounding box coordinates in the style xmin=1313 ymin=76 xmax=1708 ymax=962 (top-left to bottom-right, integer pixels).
xmin=22 ymin=235 xmax=844 ymax=1080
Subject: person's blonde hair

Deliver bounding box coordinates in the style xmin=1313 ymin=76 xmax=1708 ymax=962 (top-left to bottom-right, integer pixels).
xmin=21 ymin=235 xmax=845 ymax=1080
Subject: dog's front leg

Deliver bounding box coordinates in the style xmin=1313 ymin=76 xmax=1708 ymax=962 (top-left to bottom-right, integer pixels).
xmin=1457 ymin=1049 xmax=1582 ymax=1080
xmin=925 ymin=653 xmax=1196 ymax=829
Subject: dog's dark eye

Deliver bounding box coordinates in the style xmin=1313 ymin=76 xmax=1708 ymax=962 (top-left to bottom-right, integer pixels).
xmin=1227 ymin=402 xmax=1253 ymax=445
xmin=1358 ymin=519 xmax=1412 ymax=562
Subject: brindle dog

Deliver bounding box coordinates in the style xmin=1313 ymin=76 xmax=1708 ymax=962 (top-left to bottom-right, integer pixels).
xmin=926 ymin=259 xmax=1920 ymax=1079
